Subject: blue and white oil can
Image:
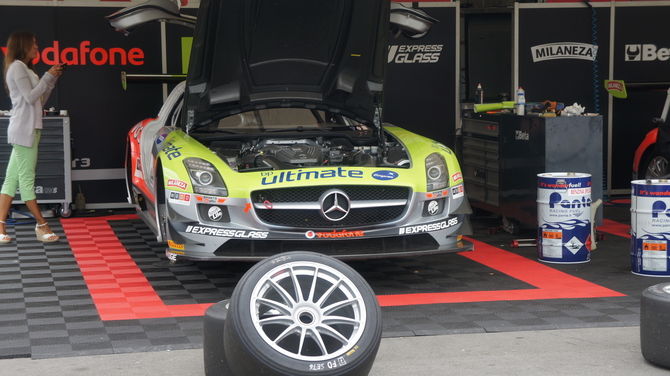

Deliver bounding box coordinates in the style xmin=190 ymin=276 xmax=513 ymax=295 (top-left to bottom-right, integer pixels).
xmin=537 ymin=173 xmax=592 ymax=263
xmin=631 ymin=179 xmax=670 ymax=276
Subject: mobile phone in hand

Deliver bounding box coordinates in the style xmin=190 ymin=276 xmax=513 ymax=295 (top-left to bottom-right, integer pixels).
xmin=60 ymin=63 xmax=67 ymax=71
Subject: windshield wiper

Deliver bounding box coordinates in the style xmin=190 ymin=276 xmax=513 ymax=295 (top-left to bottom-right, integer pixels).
xmin=264 ymin=126 xmax=331 ymax=133
xmin=191 ymin=129 xmax=242 ymax=134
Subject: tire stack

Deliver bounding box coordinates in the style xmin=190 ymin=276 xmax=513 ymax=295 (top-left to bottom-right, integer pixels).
xmin=204 ymin=251 xmax=383 ymax=376
xmin=641 ymin=282 xmax=670 ymax=368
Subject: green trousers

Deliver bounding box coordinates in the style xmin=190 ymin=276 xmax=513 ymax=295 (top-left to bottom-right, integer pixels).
xmin=1 ymin=129 xmax=41 ymax=202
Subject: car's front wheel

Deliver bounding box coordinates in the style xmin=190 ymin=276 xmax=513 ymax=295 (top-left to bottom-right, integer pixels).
xmin=641 ymin=150 xmax=670 ymax=179
xmin=224 ymin=251 xmax=382 ymax=376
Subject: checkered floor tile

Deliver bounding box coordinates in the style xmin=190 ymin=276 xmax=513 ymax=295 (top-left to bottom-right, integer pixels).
xmin=0 ymin=205 xmax=654 ymax=359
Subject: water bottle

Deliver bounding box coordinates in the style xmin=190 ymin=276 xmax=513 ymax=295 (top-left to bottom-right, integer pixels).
xmin=475 ymin=83 xmax=484 ymax=104
xmin=516 ymin=87 xmax=525 ymax=115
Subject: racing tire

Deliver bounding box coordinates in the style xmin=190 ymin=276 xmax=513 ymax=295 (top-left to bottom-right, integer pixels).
xmin=203 ymin=299 xmax=234 ymax=376
xmin=224 ymin=251 xmax=382 ymax=376
xmin=640 ymin=151 xmax=670 ymax=180
xmin=641 ymin=283 xmax=670 ymax=368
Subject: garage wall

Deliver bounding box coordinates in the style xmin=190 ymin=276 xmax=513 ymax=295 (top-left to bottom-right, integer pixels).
xmin=515 ymin=1 xmax=670 ymax=195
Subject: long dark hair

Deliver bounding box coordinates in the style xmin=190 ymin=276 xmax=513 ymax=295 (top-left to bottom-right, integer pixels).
xmin=3 ymin=31 xmax=36 ymax=94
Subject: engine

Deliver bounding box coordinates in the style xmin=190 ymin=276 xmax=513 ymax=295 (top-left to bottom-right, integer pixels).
xmin=209 ymin=137 xmax=409 ymax=171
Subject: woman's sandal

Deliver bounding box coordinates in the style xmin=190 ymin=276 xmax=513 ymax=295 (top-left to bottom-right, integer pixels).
xmin=35 ymin=222 xmax=59 ymax=243
xmin=0 ymin=220 xmax=10 ymax=244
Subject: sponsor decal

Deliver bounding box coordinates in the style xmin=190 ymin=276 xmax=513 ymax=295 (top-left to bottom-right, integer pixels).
xmin=35 ymin=186 xmax=58 ymax=194
xmin=426 ymin=190 xmax=449 ymax=199
xmin=625 ymin=44 xmax=670 ymax=62
xmin=162 ymin=141 xmax=182 ymax=160
xmin=131 ymin=123 xmax=143 ymax=139
xmin=1 ymin=41 xmax=145 ymax=66
xmin=607 ymin=81 xmax=625 ymax=93
xmin=432 ymin=141 xmax=452 ymax=154
xmin=156 ymin=133 xmax=168 ymax=145
xmin=539 ymin=180 xmax=590 ymax=189
xmin=167 ymin=179 xmax=189 ymax=190
xmin=399 ymin=217 xmax=459 ymax=235
xmin=169 ymin=191 xmax=191 ymax=205
xmin=165 ymin=249 xmax=185 ymax=262
xmin=261 ymin=167 xmax=363 ymax=185
xmin=451 ymin=185 xmax=464 ymax=199
xmin=184 ymin=225 xmax=269 ymax=239
xmin=515 ymin=130 xmax=529 ymax=141
xmin=168 ymin=240 xmax=185 ymax=250
xmin=304 ymin=229 xmax=365 ymax=239
xmin=372 ymin=170 xmax=399 ymax=181
xmin=195 ymin=195 xmax=226 ymax=204
xmin=208 ymin=206 xmax=223 ymax=221
xmin=427 ymin=201 xmax=440 ymax=215
xmin=388 ymin=44 xmax=443 ymax=64
xmin=530 ymin=42 xmax=598 ymax=62
xmin=451 ymin=172 xmax=463 ymax=182
xmin=546 ymin=192 xmax=592 ymax=209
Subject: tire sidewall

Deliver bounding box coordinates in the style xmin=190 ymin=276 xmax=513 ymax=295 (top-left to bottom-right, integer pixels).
xmin=225 ymin=251 xmax=382 ymax=376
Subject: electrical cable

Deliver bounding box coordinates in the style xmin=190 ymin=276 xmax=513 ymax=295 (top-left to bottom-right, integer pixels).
xmin=584 ymin=0 xmax=605 ymax=202
xmin=4 ymin=208 xmax=37 ymax=226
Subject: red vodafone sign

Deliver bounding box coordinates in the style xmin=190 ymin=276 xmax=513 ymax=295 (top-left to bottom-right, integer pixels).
xmin=1 ymin=40 xmax=144 ymax=66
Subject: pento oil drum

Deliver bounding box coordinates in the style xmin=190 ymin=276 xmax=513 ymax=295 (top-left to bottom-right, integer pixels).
xmin=537 ymin=172 xmax=592 ymax=263
xmin=631 ymin=179 xmax=670 ymax=276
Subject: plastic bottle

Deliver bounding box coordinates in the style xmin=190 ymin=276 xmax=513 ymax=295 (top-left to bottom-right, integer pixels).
xmin=475 ymin=83 xmax=484 ymax=104
xmin=516 ymin=87 xmax=525 ymax=115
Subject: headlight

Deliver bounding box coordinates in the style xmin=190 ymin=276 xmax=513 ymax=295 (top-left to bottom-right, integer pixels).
xmin=425 ymin=153 xmax=449 ymax=191
xmin=183 ymin=158 xmax=228 ymax=196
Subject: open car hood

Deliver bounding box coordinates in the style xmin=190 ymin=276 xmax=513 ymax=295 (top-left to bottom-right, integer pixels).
xmin=184 ymin=0 xmax=389 ymax=131
xmin=107 ymin=0 xmax=437 ymax=131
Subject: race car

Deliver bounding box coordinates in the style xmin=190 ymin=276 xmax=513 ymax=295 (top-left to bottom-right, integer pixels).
xmin=107 ymin=0 xmax=473 ymax=261
xmin=633 ymin=128 xmax=667 ymax=180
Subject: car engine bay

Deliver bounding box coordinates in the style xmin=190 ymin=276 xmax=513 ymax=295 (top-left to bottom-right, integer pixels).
xmin=207 ymin=136 xmax=411 ymax=171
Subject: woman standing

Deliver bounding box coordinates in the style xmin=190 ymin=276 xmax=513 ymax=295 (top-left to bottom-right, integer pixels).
xmin=1 ymin=31 xmax=65 ymax=243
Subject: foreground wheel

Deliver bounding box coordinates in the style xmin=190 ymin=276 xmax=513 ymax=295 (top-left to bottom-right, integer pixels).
xmin=224 ymin=252 xmax=382 ymax=376
xmin=641 ymin=282 xmax=670 ymax=368
xmin=203 ymin=300 xmax=233 ymax=376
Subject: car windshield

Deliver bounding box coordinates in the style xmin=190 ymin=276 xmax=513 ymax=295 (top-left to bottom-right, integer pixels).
xmin=197 ymin=108 xmax=371 ymax=133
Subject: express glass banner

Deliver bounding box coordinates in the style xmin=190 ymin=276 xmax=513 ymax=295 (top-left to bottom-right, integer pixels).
xmin=384 ymin=4 xmax=458 ymax=149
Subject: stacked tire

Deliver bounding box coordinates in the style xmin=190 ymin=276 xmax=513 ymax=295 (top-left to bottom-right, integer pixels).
xmin=204 ymin=251 xmax=383 ymax=376
xmin=641 ymin=282 xmax=670 ymax=368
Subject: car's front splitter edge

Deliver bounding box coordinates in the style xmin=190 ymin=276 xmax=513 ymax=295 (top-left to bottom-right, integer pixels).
xmin=165 ymin=238 xmax=474 ymax=262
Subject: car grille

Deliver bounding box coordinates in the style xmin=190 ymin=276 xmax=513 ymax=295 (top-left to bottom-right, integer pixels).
xmin=251 ymin=185 xmax=410 ymax=228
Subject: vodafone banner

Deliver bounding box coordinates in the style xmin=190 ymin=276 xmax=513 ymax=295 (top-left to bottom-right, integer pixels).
xmin=0 ymin=5 xmax=194 ymax=205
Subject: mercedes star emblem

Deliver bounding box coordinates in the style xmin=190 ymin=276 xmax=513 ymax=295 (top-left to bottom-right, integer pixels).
xmin=319 ymin=189 xmax=351 ymax=221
